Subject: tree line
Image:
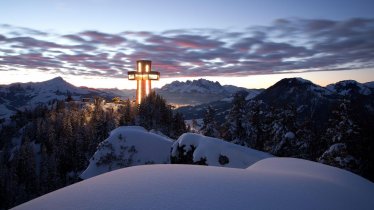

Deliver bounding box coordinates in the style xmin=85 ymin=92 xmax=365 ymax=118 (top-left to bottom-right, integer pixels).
xmin=199 ymin=91 xmax=373 ymax=181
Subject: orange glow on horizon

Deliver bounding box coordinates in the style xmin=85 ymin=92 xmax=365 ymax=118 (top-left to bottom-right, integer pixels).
xmin=2 ymin=68 xmax=373 ymax=90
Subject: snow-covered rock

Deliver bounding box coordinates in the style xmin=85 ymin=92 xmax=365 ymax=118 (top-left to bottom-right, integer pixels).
xmin=80 ymin=126 xmax=173 ymax=179
xmin=14 ymin=158 xmax=374 ymax=210
xmin=171 ymin=133 xmax=272 ymax=168
xmin=284 ymin=131 xmax=295 ymax=139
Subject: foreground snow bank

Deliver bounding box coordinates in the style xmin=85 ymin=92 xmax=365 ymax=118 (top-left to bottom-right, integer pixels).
xmin=14 ymin=158 xmax=374 ymax=210
xmin=80 ymin=126 xmax=172 ymax=179
xmin=171 ymin=133 xmax=272 ymax=168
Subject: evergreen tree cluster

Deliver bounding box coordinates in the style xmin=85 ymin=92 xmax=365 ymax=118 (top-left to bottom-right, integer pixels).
xmin=0 ymin=93 xmax=187 ymax=209
xmin=199 ymin=92 xmax=373 ymax=181
xmin=137 ymin=91 xmax=187 ymax=139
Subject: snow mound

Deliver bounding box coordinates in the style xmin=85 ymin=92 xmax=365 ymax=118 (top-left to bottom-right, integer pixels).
xmin=171 ymin=133 xmax=272 ymax=168
xmin=80 ymin=126 xmax=172 ymax=179
xmin=14 ymin=158 xmax=374 ymax=210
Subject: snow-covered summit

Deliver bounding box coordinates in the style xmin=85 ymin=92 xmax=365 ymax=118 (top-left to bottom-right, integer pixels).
xmin=160 ymin=78 xmax=229 ymax=94
xmin=255 ymin=77 xmax=333 ymax=108
xmin=0 ymin=77 xmax=89 ymax=118
xmin=14 ymin=158 xmax=374 ymax=210
xmin=289 ymin=77 xmax=313 ymax=84
xmin=285 ymin=77 xmax=333 ymax=95
xmin=157 ymin=78 xmax=256 ymax=105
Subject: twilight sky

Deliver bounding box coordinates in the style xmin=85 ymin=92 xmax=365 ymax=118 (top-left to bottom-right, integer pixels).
xmin=1 ymin=0 xmax=374 ymax=89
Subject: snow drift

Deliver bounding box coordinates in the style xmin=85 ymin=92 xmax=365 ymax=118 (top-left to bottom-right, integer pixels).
xmin=14 ymin=158 xmax=374 ymax=210
xmin=81 ymin=128 xmax=272 ymax=179
xmin=80 ymin=126 xmax=173 ymax=179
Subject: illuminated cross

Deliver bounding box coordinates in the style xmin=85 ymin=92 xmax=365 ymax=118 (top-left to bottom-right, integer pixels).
xmin=128 ymin=60 xmax=160 ymax=104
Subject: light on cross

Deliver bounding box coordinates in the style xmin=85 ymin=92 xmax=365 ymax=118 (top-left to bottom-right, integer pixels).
xmin=128 ymin=60 xmax=160 ymax=104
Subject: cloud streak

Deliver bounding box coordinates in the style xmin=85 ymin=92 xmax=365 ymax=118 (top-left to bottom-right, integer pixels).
xmin=0 ymin=18 xmax=373 ymax=78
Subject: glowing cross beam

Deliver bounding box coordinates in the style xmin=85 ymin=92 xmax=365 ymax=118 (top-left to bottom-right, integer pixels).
xmin=128 ymin=60 xmax=160 ymax=104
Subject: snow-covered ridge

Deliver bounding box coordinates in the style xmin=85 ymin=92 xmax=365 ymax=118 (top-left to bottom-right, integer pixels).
xmin=160 ymin=78 xmax=246 ymax=94
xmin=14 ymin=158 xmax=374 ymax=210
xmin=327 ymin=80 xmax=372 ymax=96
xmin=0 ymin=77 xmax=134 ymax=118
xmin=161 ymin=78 xmax=224 ymax=93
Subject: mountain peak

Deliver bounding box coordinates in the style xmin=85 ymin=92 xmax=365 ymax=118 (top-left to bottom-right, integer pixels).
xmin=48 ymin=76 xmax=66 ymax=83
xmin=281 ymin=77 xmax=314 ymax=85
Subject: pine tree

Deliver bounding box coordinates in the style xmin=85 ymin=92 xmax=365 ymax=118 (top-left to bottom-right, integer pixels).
xmin=200 ymin=106 xmax=220 ymax=138
xmin=263 ymin=105 xmax=298 ymax=156
xmin=137 ymin=91 xmax=180 ymax=137
xmin=318 ymin=100 xmax=360 ymax=171
xmin=170 ymin=112 xmax=187 ymax=139
xmin=245 ymin=100 xmax=268 ymax=149
xmin=119 ymin=99 xmax=133 ymax=125
xmin=222 ymin=91 xmax=249 ymax=144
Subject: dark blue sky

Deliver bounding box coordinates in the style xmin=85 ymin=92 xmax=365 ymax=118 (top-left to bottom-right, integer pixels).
xmin=2 ymin=0 xmax=374 ymax=32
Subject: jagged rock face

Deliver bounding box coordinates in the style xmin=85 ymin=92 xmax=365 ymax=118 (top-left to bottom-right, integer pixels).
xmin=156 ymin=78 xmax=258 ymax=105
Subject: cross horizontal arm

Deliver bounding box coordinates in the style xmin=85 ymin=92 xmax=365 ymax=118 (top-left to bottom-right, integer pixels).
xmin=128 ymin=71 xmax=160 ymax=80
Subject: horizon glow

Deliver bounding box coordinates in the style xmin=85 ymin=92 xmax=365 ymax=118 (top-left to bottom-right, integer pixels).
xmin=1 ymin=68 xmax=373 ymax=89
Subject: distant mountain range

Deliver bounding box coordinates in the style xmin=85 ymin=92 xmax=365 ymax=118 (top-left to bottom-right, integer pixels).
xmin=0 ymin=77 xmax=133 ymax=118
xmin=1 ymin=77 xmax=373 ymax=120
xmin=0 ymin=77 xmax=259 ymax=118
xmin=177 ymin=78 xmax=374 ymax=120
xmin=155 ymin=78 xmax=261 ymax=105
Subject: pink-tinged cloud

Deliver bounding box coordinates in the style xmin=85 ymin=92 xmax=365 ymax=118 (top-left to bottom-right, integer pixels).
xmin=80 ymin=31 xmax=126 ymax=45
xmin=1 ymin=18 xmax=374 ymax=78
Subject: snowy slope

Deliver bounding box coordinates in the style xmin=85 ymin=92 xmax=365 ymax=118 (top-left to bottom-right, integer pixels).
xmin=220 ymin=89 xmax=262 ymax=102
xmin=365 ymin=81 xmax=374 ymax=88
xmin=14 ymin=158 xmax=374 ymax=210
xmin=80 ymin=126 xmax=173 ymax=179
xmin=171 ymin=133 xmax=272 ymax=168
xmin=327 ymin=80 xmax=372 ymax=96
